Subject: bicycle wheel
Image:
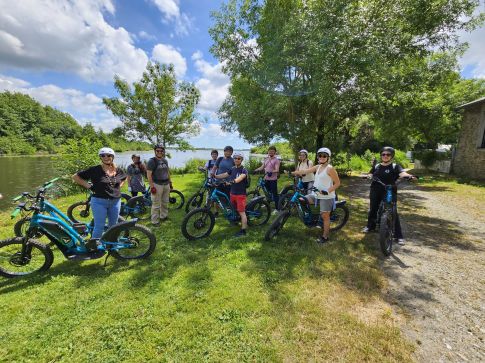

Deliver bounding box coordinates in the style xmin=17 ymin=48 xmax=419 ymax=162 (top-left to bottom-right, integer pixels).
xmin=185 ymin=192 xmax=204 ymax=213
xmin=278 ymin=192 xmax=294 ymax=211
xmin=181 ymin=208 xmax=215 ymax=240
xmin=168 ymin=190 xmax=185 ymax=210
xmin=264 ymin=210 xmax=290 ymax=241
xmin=14 ymin=217 xmax=43 ymax=238
xmin=379 ymin=210 xmax=394 ymax=256
xmin=246 ymin=190 xmax=260 ymax=200
xmin=0 ymin=238 xmax=53 ymax=278
xmin=126 ymin=196 xmax=151 ymax=221
xmin=329 ymin=204 xmax=350 ymax=231
xmin=247 ymin=200 xmax=271 ymax=226
xmin=109 ymin=224 xmax=156 ymax=260
xmin=67 ymin=201 xmax=91 ymax=223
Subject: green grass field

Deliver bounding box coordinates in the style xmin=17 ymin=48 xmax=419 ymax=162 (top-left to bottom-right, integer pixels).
xmin=0 ymin=174 xmax=418 ymax=362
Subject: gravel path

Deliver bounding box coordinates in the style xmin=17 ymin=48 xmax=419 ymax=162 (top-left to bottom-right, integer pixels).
xmin=348 ymin=178 xmax=484 ymax=362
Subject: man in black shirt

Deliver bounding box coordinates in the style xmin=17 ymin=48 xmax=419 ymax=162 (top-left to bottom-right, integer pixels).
xmin=362 ymin=146 xmax=415 ymax=245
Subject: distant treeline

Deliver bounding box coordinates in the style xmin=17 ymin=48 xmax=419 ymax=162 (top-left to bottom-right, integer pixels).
xmin=0 ymin=91 xmax=150 ymax=155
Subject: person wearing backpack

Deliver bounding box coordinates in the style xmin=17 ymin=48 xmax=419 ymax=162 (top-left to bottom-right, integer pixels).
xmin=199 ymin=149 xmax=218 ymax=177
xmin=362 ymin=146 xmax=415 ymax=245
xmin=296 ymin=149 xmax=315 ymax=193
xmin=146 ymin=144 xmax=173 ymax=226
xmin=215 ymin=152 xmax=249 ymax=237
xmin=254 ymin=145 xmax=281 ymax=211
xmin=210 ymin=145 xmax=235 ymax=199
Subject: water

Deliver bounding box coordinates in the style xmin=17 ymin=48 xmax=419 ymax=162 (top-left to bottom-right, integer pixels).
xmin=0 ymin=149 xmax=252 ymax=211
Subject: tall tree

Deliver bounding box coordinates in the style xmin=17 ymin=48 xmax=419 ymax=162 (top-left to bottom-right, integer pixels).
xmin=103 ymin=62 xmax=201 ymax=149
xmin=210 ymin=0 xmax=483 ymax=153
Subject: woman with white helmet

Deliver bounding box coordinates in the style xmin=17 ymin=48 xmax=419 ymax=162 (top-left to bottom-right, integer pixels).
xmin=72 ymin=147 xmax=127 ymax=243
xmin=292 ymin=147 xmax=341 ymax=244
xmin=296 ymin=149 xmax=315 ymax=193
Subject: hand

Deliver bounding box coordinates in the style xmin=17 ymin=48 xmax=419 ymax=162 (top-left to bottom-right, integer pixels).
xmin=290 ymin=171 xmax=296 ymax=176
xmin=320 ymin=189 xmax=329 ymax=195
xmin=150 ymin=186 xmax=157 ymax=194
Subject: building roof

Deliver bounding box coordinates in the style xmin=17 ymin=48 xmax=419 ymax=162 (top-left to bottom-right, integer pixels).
xmin=457 ymin=96 xmax=485 ymax=109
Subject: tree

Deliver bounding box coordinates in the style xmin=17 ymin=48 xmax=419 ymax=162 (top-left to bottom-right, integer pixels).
xmin=103 ymin=62 xmax=201 ymax=149
xmin=210 ymin=0 xmax=483 ymax=153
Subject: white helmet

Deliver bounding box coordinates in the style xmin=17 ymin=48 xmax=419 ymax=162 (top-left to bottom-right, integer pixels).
xmin=98 ymin=147 xmax=115 ymax=157
xmin=233 ymin=151 xmax=244 ymax=160
xmin=299 ymin=149 xmax=308 ymax=156
xmin=317 ymin=147 xmax=331 ymax=157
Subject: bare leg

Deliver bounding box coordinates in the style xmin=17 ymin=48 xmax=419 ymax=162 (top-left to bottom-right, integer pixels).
xmin=322 ymin=211 xmax=330 ymax=238
xmin=239 ymin=211 xmax=248 ymax=229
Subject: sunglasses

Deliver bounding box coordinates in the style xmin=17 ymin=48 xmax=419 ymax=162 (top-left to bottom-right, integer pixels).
xmin=100 ymin=154 xmax=113 ymax=158
xmin=381 ymin=153 xmax=392 ymax=157
xmin=155 ymin=149 xmax=165 ymax=153
xmin=317 ymin=153 xmax=329 ymax=158
xmin=234 ymin=157 xmax=243 ymax=160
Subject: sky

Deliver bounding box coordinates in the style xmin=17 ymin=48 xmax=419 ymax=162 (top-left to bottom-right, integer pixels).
xmin=0 ymin=0 xmax=484 ymax=149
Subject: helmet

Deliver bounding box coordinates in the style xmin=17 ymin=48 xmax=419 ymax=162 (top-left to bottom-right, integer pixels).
xmin=380 ymin=146 xmax=395 ymax=157
xmin=223 ymin=145 xmax=233 ymax=152
xmin=317 ymin=147 xmax=331 ymax=157
xmin=98 ymin=147 xmax=115 ymax=157
xmin=299 ymin=149 xmax=308 ymax=156
xmin=233 ymin=151 xmax=244 ymax=160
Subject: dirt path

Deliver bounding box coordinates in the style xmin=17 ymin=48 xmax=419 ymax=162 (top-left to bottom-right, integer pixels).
xmin=347 ymin=178 xmax=485 ymax=362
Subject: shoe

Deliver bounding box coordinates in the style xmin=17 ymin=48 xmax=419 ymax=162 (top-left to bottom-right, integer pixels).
xmin=235 ymin=229 xmax=247 ymax=237
xmin=317 ymin=236 xmax=329 ymax=244
xmin=85 ymin=238 xmax=100 ymax=252
xmin=396 ymin=238 xmax=405 ymax=245
xmin=362 ymin=227 xmax=375 ymax=233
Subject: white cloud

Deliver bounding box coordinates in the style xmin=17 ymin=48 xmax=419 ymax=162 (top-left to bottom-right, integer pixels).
xmin=152 ymin=44 xmax=187 ymax=77
xmin=459 ymin=25 xmax=485 ymax=78
xmin=138 ymin=30 xmax=156 ymax=41
xmin=0 ymin=0 xmax=148 ymax=83
xmin=192 ymin=51 xmax=230 ymax=114
xmin=149 ymin=0 xmax=192 ymax=36
xmin=0 ymin=73 xmax=119 ymax=131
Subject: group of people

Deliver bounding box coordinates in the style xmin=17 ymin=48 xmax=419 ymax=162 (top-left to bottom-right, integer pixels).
xmin=71 ymin=143 xmax=414 ymax=245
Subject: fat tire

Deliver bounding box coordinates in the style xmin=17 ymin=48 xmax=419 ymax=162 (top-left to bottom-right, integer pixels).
xmin=126 ymin=196 xmax=150 ymax=221
xmin=110 ymin=224 xmax=157 ymax=260
xmin=329 ymin=204 xmax=350 ymax=231
xmin=14 ymin=217 xmax=44 ymax=238
xmin=67 ymin=201 xmax=90 ymax=223
xmin=185 ymin=192 xmax=204 ymax=213
xmin=0 ymin=237 xmax=53 ymax=278
xmin=181 ymin=208 xmax=215 ymax=240
xmin=379 ymin=210 xmax=393 ymax=256
xmin=264 ymin=210 xmax=290 ymax=241
xmin=247 ymin=200 xmax=271 ymax=226
xmin=278 ymin=193 xmax=294 ymax=211
xmin=168 ymin=190 xmax=185 ymax=210
xmin=246 ymin=190 xmax=260 ymax=200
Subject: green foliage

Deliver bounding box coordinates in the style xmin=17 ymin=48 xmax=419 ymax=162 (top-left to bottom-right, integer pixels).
xmin=0 ymin=136 xmax=37 ymax=155
xmin=171 ymin=158 xmax=207 ymax=175
xmin=413 ymin=150 xmax=450 ymax=168
xmin=103 ymin=62 xmax=201 ymax=150
xmin=250 ymin=141 xmax=294 ymax=159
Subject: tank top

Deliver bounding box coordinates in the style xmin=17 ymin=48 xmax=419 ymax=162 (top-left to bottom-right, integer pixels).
xmin=297 ymin=159 xmax=315 ymax=182
xmin=312 ymin=164 xmax=335 ymax=199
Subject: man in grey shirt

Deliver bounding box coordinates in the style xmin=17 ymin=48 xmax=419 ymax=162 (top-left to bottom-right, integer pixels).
xmin=147 ymin=145 xmax=172 ymax=226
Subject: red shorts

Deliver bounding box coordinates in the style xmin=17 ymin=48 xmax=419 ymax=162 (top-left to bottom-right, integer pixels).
xmin=230 ymin=194 xmax=246 ymax=212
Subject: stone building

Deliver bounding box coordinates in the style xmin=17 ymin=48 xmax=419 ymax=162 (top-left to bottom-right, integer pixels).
xmin=452 ymin=97 xmax=485 ymax=179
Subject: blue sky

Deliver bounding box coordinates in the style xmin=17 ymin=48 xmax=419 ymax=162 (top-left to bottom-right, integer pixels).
xmin=0 ymin=0 xmax=484 ymax=149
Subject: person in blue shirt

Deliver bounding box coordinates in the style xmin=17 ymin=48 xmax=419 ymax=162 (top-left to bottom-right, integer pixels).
xmin=199 ymin=149 xmax=219 ymax=177
xmin=210 ymin=145 xmax=235 ymax=198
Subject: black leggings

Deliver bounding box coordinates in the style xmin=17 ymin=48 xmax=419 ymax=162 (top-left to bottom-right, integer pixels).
xmin=264 ymin=180 xmax=279 ymax=209
xmin=366 ymin=187 xmax=403 ymax=239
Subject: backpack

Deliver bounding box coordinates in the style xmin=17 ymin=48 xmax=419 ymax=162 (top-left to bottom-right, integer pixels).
xmin=374 ymin=163 xmax=398 ymax=178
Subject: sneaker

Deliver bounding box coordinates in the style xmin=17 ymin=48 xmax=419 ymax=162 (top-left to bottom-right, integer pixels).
xmin=235 ymin=229 xmax=247 ymax=237
xmin=362 ymin=227 xmax=375 ymax=233
xmin=317 ymin=236 xmax=329 ymax=244
xmin=396 ymin=238 xmax=405 ymax=245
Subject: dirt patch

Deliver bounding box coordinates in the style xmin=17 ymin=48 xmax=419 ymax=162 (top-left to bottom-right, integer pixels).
xmin=344 ymin=177 xmax=485 ymax=362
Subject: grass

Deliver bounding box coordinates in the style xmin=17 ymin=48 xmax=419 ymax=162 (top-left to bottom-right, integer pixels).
xmin=0 ymin=173 xmax=421 ymax=362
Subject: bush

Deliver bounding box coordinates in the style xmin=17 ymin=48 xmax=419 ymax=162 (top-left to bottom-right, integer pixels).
xmin=0 ymin=136 xmax=36 ymax=155
xmin=413 ymin=150 xmax=449 ymax=168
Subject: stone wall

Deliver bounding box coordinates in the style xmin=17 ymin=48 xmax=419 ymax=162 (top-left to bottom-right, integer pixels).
xmin=414 ymin=159 xmax=451 ymax=173
xmin=452 ymin=101 xmax=485 ymax=180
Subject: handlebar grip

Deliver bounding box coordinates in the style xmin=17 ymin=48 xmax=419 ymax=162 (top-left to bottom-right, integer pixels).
xmin=12 ymin=195 xmax=23 ymax=202
xmin=11 ymin=208 xmax=21 ymax=219
xmin=43 ymin=177 xmax=59 ymax=186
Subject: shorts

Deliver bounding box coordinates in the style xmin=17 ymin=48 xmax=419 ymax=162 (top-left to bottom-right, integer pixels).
xmin=305 ymin=195 xmax=334 ymax=213
xmin=230 ymin=194 xmax=247 ymax=212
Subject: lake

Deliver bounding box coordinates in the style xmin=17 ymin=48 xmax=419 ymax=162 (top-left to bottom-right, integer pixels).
xmin=0 ymin=149 xmax=252 ymax=211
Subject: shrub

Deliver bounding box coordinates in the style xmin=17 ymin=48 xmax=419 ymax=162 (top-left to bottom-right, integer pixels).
xmin=413 ymin=150 xmax=449 ymax=168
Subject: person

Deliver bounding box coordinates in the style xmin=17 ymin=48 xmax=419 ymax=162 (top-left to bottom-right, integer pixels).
xmin=146 ymin=145 xmax=173 ymax=226
xmin=254 ymin=146 xmax=280 ymax=211
xmin=210 ymin=146 xmax=234 ymax=199
xmin=126 ymin=154 xmax=146 ymax=197
xmin=215 ymin=152 xmax=249 ymax=237
xmin=199 ymin=149 xmax=218 ymax=177
xmin=72 ymin=147 xmax=126 ymax=245
xmin=292 ymin=147 xmax=340 ymax=244
xmin=362 ymin=146 xmax=415 ymax=245
xmin=296 ymin=149 xmax=315 ymax=193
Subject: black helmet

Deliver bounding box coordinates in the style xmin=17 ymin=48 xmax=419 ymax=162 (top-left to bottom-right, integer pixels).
xmin=153 ymin=144 xmax=165 ymax=151
xmin=380 ymin=146 xmax=395 ymax=157
xmin=223 ymin=145 xmax=233 ymax=152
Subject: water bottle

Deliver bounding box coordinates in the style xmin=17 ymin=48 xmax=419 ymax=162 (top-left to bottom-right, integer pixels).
xmin=386 ymin=186 xmax=393 ymax=203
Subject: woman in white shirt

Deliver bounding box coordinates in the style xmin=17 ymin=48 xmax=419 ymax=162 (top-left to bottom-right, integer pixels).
xmin=292 ymin=147 xmax=340 ymax=244
xmin=296 ymin=149 xmax=315 ymax=193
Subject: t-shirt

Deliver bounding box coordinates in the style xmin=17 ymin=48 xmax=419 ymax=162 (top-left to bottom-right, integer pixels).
xmin=370 ymin=163 xmax=404 ymax=188
xmin=204 ymin=159 xmax=217 ymax=177
xmin=147 ymin=157 xmax=170 ymax=185
xmin=229 ymin=166 xmax=248 ymax=195
xmin=263 ymin=156 xmax=280 ymax=181
xmin=215 ymin=157 xmax=235 ymax=181
xmin=127 ymin=163 xmax=145 ymax=192
xmin=77 ymin=165 xmax=126 ymax=199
